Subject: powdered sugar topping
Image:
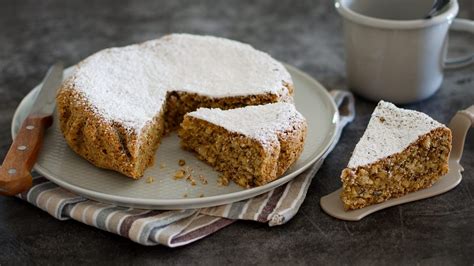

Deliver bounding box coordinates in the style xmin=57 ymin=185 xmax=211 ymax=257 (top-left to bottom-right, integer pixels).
xmin=348 ymin=101 xmax=446 ymax=168
xmin=187 ymin=102 xmax=305 ymax=147
xmin=69 ymin=34 xmax=292 ymax=132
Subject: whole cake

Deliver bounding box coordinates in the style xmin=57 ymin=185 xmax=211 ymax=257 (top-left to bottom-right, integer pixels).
xmin=56 ymin=34 xmax=296 ymax=180
xmin=340 ymin=101 xmax=452 ymax=210
xmin=179 ymin=103 xmax=307 ymax=188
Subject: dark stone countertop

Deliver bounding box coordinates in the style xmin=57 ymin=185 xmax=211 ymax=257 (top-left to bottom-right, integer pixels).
xmin=0 ymin=0 xmax=473 ymax=264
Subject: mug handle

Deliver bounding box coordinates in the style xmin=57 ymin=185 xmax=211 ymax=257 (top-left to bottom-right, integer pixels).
xmin=444 ymin=18 xmax=474 ymax=69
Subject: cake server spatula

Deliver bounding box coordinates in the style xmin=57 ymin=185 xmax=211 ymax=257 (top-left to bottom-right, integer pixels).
xmin=0 ymin=62 xmax=63 ymax=196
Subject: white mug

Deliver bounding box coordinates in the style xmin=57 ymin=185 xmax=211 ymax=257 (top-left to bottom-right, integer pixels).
xmin=335 ymin=0 xmax=474 ymax=104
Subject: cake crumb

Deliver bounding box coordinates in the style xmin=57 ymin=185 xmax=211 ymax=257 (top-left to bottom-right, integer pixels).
xmin=199 ymin=193 xmax=205 ymax=198
xmin=185 ymin=174 xmax=197 ymax=186
xmin=146 ymin=176 xmax=155 ymax=183
xmin=174 ymin=169 xmax=186 ymax=179
xmin=160 ymin=163 xmax=166 ymax=169
xmin=199 ymin=175 xmax=208 ymax=185
xmin=217 ymin=175 xmax=230 ymax=186
xmin=181 ymin=166 xmax=198 ymax=185
xmin=178 ymin=159 xmax=186 ymax=166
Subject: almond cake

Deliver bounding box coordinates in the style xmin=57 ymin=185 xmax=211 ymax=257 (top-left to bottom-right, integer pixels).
xmin=56 ymin=34 xmax=303 ymax=184
xmin=340 ymin=101 xmax=452 ymax=210
xmin=179 ymin=103 xmax=307 ymax=188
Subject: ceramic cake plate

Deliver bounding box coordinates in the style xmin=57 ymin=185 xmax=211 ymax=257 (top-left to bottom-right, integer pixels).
xmin=12 ymin=64 xmax=340 ymax=210
xmin=321 ymin=105 xmax=474 ymax=221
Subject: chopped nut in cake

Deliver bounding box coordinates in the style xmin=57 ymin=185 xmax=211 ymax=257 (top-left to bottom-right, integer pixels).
xmin=217 ymin=175 xmax=230 ymax=187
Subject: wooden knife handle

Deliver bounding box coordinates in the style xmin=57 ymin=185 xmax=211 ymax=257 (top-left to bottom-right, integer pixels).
xmin=0 ymin=115 xmax=53 ymax=196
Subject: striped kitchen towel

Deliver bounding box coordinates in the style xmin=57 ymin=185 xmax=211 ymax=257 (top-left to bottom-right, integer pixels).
xmin=16 ymin=90 xmax=355 ymax=247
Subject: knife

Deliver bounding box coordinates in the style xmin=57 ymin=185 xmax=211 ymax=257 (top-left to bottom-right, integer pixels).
xmin=0 ymin=62 xmax=64 ymax=196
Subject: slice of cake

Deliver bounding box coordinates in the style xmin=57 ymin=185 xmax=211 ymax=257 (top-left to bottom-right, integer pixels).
xmin=178 ymin=103 xmax=307 ymax=188
xmin=340 ymin=101 xmax=452 ymax=210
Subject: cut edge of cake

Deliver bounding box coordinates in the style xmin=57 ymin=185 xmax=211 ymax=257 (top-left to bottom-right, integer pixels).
xmin=340 ymin=101 xmax=452 ymax=210
xmin=178 ymin=102 xmax=307 ymax=188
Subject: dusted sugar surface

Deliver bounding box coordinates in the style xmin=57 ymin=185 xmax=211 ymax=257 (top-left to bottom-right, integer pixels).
xmin=187 ymin=102 xmax=305 ymax=147
xmin=348 ymin=101 xmax=446 ymax=168
xmin=69 ymin=33 xmax=292 ymax=132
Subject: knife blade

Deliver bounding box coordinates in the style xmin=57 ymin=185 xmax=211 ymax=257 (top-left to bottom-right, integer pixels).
xmin=0 ymin=62 xmax=64 ymax=196
xmin=29 ymin=62 xmax=64 ymax=116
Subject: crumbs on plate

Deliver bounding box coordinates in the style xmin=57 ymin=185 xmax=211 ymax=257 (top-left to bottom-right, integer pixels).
xmin=217 ymin=175 xmax=229 ymax=186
